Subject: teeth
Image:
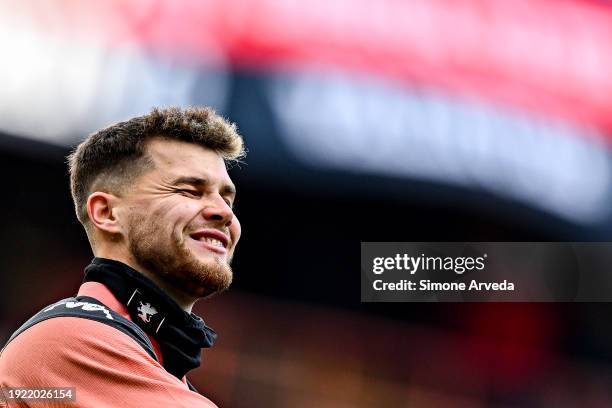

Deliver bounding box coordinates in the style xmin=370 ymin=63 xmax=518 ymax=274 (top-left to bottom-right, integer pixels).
xmin=198 ymin=236 xmax=224 ymax=247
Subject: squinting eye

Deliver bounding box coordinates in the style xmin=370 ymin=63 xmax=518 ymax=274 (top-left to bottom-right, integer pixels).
xmin=179 ymin=189 xmax=201 ymax=197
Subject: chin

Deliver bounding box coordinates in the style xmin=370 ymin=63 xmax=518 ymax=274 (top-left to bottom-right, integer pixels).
xmin=190 ymin=258 xmax=233 ymax=294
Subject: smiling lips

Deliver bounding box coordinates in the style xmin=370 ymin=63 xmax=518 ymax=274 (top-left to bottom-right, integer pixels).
xmin=189 ymin=229 xmax=230 ymax=254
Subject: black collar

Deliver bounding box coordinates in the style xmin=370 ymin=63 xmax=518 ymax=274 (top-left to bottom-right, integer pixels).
xmin=83 ymin=257 xmax=217 ymax=379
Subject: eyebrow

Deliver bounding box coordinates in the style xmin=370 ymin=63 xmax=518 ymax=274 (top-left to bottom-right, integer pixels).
xmin=171 ymin=176 xmax=236 ymax=194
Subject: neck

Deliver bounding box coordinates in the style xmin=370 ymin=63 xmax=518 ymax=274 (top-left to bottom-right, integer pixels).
xmin=83 ymin=257 xmax=218 ymax=380
xmin=137 ymin=267 xmax=197 ymax=313
xmin=94 ymin=248 xmax=197 ymax=313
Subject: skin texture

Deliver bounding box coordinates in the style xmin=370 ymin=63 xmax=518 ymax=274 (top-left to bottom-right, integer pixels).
xmin=86 ymin=137 xmax=240 ymax=312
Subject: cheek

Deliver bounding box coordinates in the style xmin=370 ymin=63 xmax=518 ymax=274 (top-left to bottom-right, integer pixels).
xmin=230 ymin=217 xmax=241 ymax=245
xmin=148 ymin=201 xmax=196 ymax=232
xmin=171 ymin=203 xmax=201 ymax=231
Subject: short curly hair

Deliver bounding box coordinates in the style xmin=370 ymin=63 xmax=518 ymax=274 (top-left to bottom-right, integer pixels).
xmin=67 ymin=106 xmax=245 ymax=231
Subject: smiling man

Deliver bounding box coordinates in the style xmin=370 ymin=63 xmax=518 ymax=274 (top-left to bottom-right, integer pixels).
xmin=0 ymin=107 xmax=245 ymax=407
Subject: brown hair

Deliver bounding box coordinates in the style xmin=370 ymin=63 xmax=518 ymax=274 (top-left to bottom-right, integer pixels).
xmin=67 ymin=106 xmax=245 ymax=232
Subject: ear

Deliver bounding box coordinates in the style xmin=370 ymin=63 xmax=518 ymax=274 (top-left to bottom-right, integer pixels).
xmin=86 ymin=192 xmax=123 ymax=235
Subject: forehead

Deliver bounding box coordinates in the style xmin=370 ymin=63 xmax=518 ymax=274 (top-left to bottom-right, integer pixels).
xmin=144 ymin=137 xmax=230 ymax=182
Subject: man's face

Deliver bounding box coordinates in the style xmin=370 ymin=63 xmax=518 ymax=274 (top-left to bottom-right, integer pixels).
xmin=119 ymin=137 xmax=240 ymax=298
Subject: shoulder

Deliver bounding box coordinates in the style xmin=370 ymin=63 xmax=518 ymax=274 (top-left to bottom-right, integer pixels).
xmin=1 ymin=317 xmax=217 ymax=407
xmin=1 ymin=316 xmax=158 ymax=378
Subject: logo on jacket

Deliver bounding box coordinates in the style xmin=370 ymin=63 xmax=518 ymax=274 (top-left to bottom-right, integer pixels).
xmin=137 ymin=302 xmax=157 ymax=323
xmin=44 ymin=301 xmax=114 ymax=320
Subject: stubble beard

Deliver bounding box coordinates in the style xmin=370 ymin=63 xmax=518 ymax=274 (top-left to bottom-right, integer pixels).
xmin=126 ymin=212 xmax=233 ymax=299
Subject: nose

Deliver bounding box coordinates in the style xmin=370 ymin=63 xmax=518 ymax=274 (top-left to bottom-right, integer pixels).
xmin=201 ymin=196 xmax=234 ymax=227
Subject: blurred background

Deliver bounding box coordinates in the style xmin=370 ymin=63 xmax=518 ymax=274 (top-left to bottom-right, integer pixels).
xmin=1 ymin=0 xmax=612 ymax=406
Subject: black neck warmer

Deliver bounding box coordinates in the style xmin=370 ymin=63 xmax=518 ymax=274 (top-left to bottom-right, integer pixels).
xmin=83 ymin=257 xmax=217 ymax=379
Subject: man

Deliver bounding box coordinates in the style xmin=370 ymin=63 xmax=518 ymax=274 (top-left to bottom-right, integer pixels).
xmin=0 ymin=107 xmax=245 ymax=407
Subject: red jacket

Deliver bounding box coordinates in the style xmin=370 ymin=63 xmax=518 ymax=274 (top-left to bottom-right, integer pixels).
xmin=0 ymin=282 xmax=217 ymax=407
